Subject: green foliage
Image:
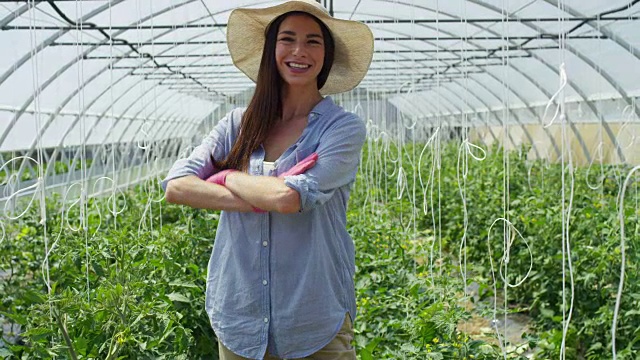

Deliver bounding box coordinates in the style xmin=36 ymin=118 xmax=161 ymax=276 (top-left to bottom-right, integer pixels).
xmin=349 ymin=210 xmax=513 ymax=359
xmin=1 ymin=139 xmax=638 ymax=359
xmin=357 ymin=140 xmax=639 ymax=359
xmin=0 ymin=183 xmax=217 ymax=359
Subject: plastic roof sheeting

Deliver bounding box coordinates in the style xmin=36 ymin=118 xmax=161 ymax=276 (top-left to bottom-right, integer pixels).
xmin=0 ymin=0 xmax=638 ymax=161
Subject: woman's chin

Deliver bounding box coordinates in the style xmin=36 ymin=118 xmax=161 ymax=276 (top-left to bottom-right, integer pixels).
xmin=282 ymin=79 xmax=318 ymax=91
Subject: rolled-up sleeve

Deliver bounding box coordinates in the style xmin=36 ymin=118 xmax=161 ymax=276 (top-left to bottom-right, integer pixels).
xmin=284 ymin=114 xmax=366 ymax=212
xmin=160 ymin=111 xmax=233 ymax=192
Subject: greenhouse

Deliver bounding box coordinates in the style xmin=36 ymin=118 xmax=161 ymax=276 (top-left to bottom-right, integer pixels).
xmin=0 ymin=0 xmax=639 ymax=358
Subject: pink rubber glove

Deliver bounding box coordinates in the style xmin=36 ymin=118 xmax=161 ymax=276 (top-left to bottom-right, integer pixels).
xmin=279 ymin=152 xmax=318 ymax=178
xmin=205 ymin=169 xmax=237 ymax=186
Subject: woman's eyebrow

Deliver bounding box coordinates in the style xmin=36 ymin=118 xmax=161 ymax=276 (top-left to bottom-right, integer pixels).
xmin=278 ymin=30 xmax=323 ymax=39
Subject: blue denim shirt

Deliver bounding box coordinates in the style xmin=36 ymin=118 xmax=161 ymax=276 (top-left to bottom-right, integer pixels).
xmin=160 ymin=97 xmax=365 ymax=359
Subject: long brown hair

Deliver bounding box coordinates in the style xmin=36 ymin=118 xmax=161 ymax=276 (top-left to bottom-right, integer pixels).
xmin=213 ymin=11 xmax=335 ymax=171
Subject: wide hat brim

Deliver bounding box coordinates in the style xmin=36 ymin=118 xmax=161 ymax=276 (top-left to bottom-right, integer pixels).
xmin=227 ymin=0 xmax=374 ymax=95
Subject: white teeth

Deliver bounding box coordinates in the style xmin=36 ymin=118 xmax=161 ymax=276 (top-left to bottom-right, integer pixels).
xmin=289 ymin=62 xmax=310 ymax=69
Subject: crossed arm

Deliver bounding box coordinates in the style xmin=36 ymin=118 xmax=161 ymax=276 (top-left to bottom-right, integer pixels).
xmin=164 ymin=174 xmax=300 ymax=213
xmin=164 ymin=153 xmax=317 ymax=214
xmin=165 ymin=175 xmax=254 ymax=212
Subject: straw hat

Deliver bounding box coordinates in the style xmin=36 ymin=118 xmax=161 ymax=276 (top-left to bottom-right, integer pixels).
xmin=226 ymin=0 xmax=374 ymax=95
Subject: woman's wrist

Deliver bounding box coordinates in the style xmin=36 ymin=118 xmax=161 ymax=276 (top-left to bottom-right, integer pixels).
xmin=224 ymin=170 xmax=242 ymax=189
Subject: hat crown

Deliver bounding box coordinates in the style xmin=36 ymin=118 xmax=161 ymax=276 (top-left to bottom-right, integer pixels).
xmin=291 ymin=0 xmax=330 ymax=16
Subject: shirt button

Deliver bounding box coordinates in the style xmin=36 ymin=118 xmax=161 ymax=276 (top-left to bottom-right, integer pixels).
xmin=262 ymin=280 xmax=268 ymax=285
xmin=262 ymin=241 xmax=268 ymax=247
xmin=263 ymin=317 xmax=269 ymax=323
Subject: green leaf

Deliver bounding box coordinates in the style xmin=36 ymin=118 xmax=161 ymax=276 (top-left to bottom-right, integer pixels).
xmin=74 ymin=337 xmax=88 ymax=356
xmin=22 ymin=327 xmax=54 ymax=341
xmin=360 ymin=337 xmax=381 ymax=360
xmin=168 ymin=281 xmax=198 ymax=289
xmin=167 ymin=292 xmax=190 ymax=303
xmin=22 ymin=289 xmax=45 ymax=304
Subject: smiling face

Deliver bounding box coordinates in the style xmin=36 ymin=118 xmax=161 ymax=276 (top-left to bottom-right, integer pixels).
xmin=275 ymin=13 xmax=326 ymax=91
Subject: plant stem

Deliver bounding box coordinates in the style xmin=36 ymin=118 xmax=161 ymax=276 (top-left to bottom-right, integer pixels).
xmin=54 ymin=310 xmax=78 ymax=360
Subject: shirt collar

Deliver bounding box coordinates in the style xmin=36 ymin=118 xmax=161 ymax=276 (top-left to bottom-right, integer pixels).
xmin=309 ymin=96 xmax=334 ymax=120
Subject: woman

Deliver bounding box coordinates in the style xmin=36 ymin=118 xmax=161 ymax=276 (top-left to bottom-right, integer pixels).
xmin=162 ymin=1 xmax=373 ymax=359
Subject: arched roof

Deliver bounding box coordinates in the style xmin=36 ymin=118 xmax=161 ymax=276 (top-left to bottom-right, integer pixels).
xmin=0 ymin=0 xmax=638 ymax=159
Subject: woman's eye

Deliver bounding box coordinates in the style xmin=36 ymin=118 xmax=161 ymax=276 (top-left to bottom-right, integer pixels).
xmin=279 ymin=37 xmax=294 ymax=42
xmin=308 ymin=40 xmax=321 ymax=45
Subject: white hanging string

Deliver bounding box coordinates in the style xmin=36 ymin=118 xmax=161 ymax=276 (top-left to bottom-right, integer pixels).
xmin=456 ymin=138 xmax=486 ymax=300
xmin=593 ymin=16 xmax=605 ymax=186
xmin=362 ymin=119 xmax=375 ymax=215
xmin=416 ymin=125 xmax=440 ymax=286
xmin=556 ymin=2 xmax=576 ymax=359
xmin=616 ymin=104 xmax=638 ymax=151
xmin=486 ymin=217 xmax=534 ymax=355
xmin=72 ymin=0 xmax=92 ymax=303
xmin=612 ymin=165 xmax=640 ymax=359
xmin=409 ymin=0 xmax=417 ymax=246
xmin=459 ymin=0 xmax=470 ymax=320
xmin=542 ymin=63 xmax=568 ymax=129
xmin=25 ymin=0 xmax=52 ymax=298
xmin=585 ymin=142 xmax=604 ymax=190
xmin=134 ymin=0 xmax=152 ymax=237
xmin=1 ymin=157 xmax=41 ymax=220
xmin=392 ymin=1 xmax=405 ymax=230
xmin=396 ymin=82 xmax=420 ymax=234
xmin=499 ymin=1 xmax=510 ymax=357
xmin=487 ymin=218 xmax=507 ymax=357
xmin=145 ymin=0 xmax=160 ymax=237
xmin=65 ymin=182 xmax=84 ymax=232
xmin=418 ymin=129 xmax=440 ymax=215
xmin=108 ymin=0 xmax=119 ymax=232
xmin=526 ymin=140 xmax=551 ymax=191
xmin=44 ymin=176 xmax=128 ymax=282
xmin=434 ymin=0 xmax=444 ymax=288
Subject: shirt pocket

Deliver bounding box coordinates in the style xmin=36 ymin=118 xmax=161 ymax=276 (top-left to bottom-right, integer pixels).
xmin=275 ymin=142 xmax=319 ymax=176
xmin=295 ymin=142 xmax=319 ymax=163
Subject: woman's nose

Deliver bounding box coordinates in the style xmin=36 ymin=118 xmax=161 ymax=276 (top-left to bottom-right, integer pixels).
xmin=291 ymin=41 xmax=307 ymax=56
